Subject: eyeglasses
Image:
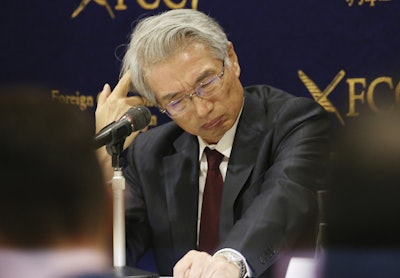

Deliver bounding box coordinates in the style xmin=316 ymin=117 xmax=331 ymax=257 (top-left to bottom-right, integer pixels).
xmin=159 ymin=61 xmax=225 ymax=117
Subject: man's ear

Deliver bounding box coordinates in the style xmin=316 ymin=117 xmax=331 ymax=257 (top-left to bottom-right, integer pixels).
xmin=227 ymin=42 xmax=241 ymax=77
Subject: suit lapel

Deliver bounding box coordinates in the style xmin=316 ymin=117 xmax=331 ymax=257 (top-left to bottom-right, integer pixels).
xmin=220 ymin=92 xmax=268 ymax=238
xmin=163 ymin=133 xmax=199 ymax=258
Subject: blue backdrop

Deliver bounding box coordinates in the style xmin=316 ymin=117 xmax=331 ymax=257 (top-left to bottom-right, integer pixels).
xmin=1 ymin=0 xmax=399 ymax=129
xmin=1 ymin=0 xmax=399 ymax=271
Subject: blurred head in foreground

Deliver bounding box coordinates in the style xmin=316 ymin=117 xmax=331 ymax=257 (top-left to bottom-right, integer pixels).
xmin=0 ymin=85 xmax=111 ymax=276
xmin=322 ymin=109 xmax=400 ymax=277
xmin=325 ymin=109 xmax=400 ymax=249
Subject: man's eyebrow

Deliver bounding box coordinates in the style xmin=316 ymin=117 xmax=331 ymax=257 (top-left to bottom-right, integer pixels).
xmin=161 ymin=92 xmax=181 ymax=102
xmin=160 ymin=68 xmax=215 ymax=102
xmin=194 ymin=69 xmax=215 ymax=84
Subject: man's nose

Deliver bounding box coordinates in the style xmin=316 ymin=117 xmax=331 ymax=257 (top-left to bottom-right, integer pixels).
xmin=191 ymin=96 xmax=213 ymax=117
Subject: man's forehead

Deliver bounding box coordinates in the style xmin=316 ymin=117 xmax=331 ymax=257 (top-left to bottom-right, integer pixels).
xmin=146 ymin=59 xmax=220 ymax=100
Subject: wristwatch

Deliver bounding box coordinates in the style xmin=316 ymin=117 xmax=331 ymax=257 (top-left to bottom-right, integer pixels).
xmin=216 ymin=251 xmax=248 ymax=278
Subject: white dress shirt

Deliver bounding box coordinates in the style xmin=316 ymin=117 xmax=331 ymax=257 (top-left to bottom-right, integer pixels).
xmin=196 ymin=104 xmax=252 ymax=276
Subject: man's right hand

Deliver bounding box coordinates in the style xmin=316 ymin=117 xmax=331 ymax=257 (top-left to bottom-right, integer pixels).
xmin=95 ymin=71 xmax=146 ymax=182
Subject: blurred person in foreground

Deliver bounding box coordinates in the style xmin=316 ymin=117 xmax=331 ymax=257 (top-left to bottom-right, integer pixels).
xmin=95 ymin=9 xmax=332 ymax=278
xmin=0 ymin=86 xmax=113 ymax=278
xmin=322 ymin=109 xmax=400 ymax=278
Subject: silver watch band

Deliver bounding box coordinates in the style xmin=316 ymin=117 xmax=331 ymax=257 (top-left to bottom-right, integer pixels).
xmin=215 ymin=251 xmax=248 ymax=278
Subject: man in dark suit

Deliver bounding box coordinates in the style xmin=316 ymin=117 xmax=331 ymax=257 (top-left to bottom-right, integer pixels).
xmin=95 ymin=9 xmax=331 ymax=278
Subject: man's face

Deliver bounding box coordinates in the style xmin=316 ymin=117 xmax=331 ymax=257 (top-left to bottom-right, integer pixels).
xmin=146 ymin=42 xmax=244 ymax=144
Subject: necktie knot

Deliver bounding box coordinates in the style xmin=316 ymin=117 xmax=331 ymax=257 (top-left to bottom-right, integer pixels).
xmin=205 ymin=147 xmax=224 ymax=170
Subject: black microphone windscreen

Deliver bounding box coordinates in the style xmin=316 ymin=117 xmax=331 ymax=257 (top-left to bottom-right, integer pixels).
xmin=126 ymin=105 xmax=151 ymax=130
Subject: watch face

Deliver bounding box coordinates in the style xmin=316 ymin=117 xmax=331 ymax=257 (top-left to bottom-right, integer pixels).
xmin=228 ymin=253 xmax=241 ymax=262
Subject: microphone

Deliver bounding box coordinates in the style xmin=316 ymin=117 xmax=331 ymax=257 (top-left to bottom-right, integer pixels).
xmin=94 ymin=106 xmax=151 ymax=149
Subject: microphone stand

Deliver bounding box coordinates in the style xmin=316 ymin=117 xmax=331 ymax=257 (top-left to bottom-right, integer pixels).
xmin=106 ymin=141 xmax=158 ymax=278
xmin=107 ymin=140 xmax=126 ymax=268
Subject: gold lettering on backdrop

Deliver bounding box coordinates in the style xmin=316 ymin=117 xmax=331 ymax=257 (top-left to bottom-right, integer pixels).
xmin=71 ymin=0 xmax=115 ymax=19
xmin=164 ymin=0 xmax=190 ymax=9
xmin=395 ymin=82 xmax=400 ymax=103
xmin=115 ymin=0 xmax=128 ymax=10
xmin=150 ymin=115 xmax=158 ymax=126
xmin=135 ymin=0 xmax=198 ymax=10
xmin=72 ymin=0 xmax=199 ymax=18
xmin=367 ymin=77 xmax=393 ymax=112
xmin=95 ymin=0 xmax=116 ymax=18
xmin=137 ymin=0 xmax=160 ymax=9
xmin=298 ymin=70 xmax=345 ymax=125
xmin=346 ymin=76 xmax=400 ymax=117
xmin=51 ymin=90 xmax=94 ymax=111
xmin=299 ymin=71 xmax=400 ymax=124
xmin=346 ymin=0 xmax=391 ymax=7
xmin=347 ymin=78 xmax=366 ymax=117
xmin=71 ymin=0 xmax=90 ymax=18
xmin=347 ymin=77 xmax=399 ymax=116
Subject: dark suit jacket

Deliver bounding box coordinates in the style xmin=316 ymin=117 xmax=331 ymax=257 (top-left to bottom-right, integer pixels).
xmin=123 ymin=85 xmax=331 ymax=277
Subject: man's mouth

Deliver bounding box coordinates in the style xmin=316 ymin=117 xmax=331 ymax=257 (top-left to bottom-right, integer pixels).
xmin=202 ymin=116 xmax=223 ymax=129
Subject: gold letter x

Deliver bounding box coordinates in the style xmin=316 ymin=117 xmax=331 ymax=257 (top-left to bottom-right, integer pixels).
xmin=71 ymin=0 xmax=115 ymax=19
xmin=298 ymin=70 xmax=345 ymax=125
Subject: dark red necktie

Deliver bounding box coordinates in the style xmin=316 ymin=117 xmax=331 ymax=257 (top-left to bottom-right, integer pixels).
xmin=198 ymin=147 xmax=224 ymax=254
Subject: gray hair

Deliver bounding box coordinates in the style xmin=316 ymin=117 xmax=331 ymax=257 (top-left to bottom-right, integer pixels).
xmin=121 ymin=9 xmax=230 ymax=104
